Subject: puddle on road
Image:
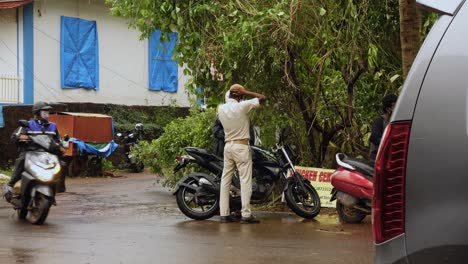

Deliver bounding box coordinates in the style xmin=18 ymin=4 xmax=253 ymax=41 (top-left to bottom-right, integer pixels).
xmin=10 ymin=248 xmax=35 ymax=264
xmin=316 ymin=228 xmax=352 ymax=235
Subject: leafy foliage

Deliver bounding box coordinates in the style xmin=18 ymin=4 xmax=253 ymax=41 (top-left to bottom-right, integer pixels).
xmin=135 ymin=109 xmax=216 ymax=186
xmin=108 ymin=0 xmax=419 ymax=173
xmin=0 ymin=169 xmax=11 ymax=184
xmin=104 ymin=104 xmax=182 ymax=141
xmin=102 ymin=158 xmax=114 ymax=172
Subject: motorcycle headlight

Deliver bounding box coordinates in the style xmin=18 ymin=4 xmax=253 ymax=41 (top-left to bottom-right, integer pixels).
xmin=31 ymin=164 xmax=61 ymax=182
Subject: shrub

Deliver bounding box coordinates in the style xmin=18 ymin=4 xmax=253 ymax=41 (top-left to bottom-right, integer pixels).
xmin=136 ymin=108 xmax=216 ymax=187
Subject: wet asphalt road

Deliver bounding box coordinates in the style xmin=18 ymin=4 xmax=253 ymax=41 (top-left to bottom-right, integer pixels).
xmin=0 ymin=172 xmax=373 ymax=264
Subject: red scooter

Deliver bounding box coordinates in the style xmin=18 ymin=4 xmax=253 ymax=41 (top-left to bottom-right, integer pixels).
xmin=330 ymin=153 xmax=374 ymax=223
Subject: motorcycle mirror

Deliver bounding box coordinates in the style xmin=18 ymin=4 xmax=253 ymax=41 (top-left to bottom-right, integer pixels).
xmin=18 ymin=119 xmax=29 ymax=128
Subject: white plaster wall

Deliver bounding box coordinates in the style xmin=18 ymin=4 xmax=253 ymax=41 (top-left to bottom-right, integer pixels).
xmin=33 ymin=0 xmax=192 ymax=106
xmin=0 ymin=8 xmax=23 ymax=103
xmin=0 ymin=9 xmax=18 ymax=75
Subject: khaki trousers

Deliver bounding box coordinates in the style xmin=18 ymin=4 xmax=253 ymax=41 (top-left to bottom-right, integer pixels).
xmin=220 ymin=142 xmax=253 ymax=218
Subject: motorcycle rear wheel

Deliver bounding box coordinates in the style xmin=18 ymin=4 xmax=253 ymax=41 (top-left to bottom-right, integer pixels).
xmin=26 ymin=193 xmax=52 ymax=225
xmin=336 ymin=201 xmax=366 ymax=224
xmin=285 ymin=179 xmax=321 ymax=219
xmin=176 ymin=177 xmax=219 ymax=220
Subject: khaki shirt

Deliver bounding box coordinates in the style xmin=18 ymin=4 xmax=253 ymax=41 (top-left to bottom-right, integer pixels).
xmin=218 ymin=98 xmax=260 ymax=142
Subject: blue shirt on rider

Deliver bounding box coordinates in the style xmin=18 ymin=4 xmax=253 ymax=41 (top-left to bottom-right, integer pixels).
xmin=12 ymin=119 xmax=60 ymax=147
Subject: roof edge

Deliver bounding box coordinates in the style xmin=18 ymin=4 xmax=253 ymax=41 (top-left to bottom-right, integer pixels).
xmin=0 ymin=0 xmax=33 ymax=10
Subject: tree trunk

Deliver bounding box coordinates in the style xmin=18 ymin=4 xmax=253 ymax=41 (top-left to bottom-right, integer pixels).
xmin=296 ymin=94 xmax=317 ymax=158
xmin=319 ymin=132 xmax=331 ymax=166
xmin=285 ymin=47 xmax=317 ymax=161
xmin=399 ymin=0 xmax=421 ymax=79
xmin=319 ymin=127 xmax=342 ymax=166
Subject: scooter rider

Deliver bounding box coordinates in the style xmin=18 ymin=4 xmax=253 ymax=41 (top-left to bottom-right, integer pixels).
xmin=5 ymin=102 xmax=62 ymax=197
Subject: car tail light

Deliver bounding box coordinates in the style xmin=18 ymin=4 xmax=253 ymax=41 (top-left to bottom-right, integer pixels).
xmin=373 ymin=121 xmax=411 ymax=244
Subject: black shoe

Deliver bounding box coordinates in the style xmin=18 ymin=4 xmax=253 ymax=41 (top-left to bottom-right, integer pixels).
xmin=220 ymin=216 xmax=236 ymax=223
xmin=56 ymin=184 xmax=66 ymax=193
xmin=241 ymin=216 xmax=260 ymax=224
xmin=231 ymin=211 xmax=242 ymax=220
xmin=2 ymin=185 xmax=13 ymax=203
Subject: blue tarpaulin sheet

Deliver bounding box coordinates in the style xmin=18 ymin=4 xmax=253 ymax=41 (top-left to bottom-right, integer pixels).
xmin=149 ymin=30 xmax=178 ymax=93
xmin=61 ymin=16 xmax=99 ymax=90
xmin=69 ymin=138 xmax=118 ymax=158
xmin=0 ymin=106 xmax=4 ymax=128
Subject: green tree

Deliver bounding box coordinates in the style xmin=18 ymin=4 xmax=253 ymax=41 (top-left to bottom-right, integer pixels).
xmin=109 ymin=0 xmax=402 ymax=168
xmin=136 ymin=109 xmax=216 ymax=186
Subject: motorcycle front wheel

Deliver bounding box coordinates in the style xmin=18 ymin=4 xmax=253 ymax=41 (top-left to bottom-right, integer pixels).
xmin=27 ymin=193 xmax=52 ymax=225
xmin=176 ymin=177 xmax=219 ymax=220
xmin=285 ymin=179 xmax=321 ymax=219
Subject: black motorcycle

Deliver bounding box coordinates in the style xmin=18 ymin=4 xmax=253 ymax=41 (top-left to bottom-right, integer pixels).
xmin=172 ymin=133 xmax=321 ymax=220
xmin=116 ymin=125 xmax=144 ymax=173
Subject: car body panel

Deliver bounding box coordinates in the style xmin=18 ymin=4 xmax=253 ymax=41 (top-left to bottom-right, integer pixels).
xmin=405 ymin=3 xmax=468 ymax=262
xmin=417 ymin=0 xmax=465 ymax=15
xmin=375 ymin=234 xmax=409 ymax=264
xmin=376 ymin=2 xmax=468 ymax=264
xmin=391 ymin=15 xmax=455 ymax=122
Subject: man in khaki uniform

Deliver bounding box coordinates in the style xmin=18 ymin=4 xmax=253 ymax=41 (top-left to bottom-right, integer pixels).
xmin=218 ymin=84 xmax=266 ymax=224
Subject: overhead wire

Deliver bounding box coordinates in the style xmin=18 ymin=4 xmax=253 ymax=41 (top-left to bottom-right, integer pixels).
xmin=0 ymin=37 xmax=76 ymax=102
xmin=0 ymin=38 xmax=66 ymax=102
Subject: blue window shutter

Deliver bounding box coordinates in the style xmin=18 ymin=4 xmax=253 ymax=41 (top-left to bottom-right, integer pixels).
xmin=0 ymin=106 xmax=4 ymax=128
xmin=61 ymin=16 xmax=99 ymax=90
xmin=149 ymin=30 xmax=178 ymax=93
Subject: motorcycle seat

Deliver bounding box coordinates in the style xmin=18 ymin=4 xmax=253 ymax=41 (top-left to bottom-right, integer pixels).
xmin=185 ymin=147 xmax=223 ymax=162
xmin=342 ymin=156 xmax=374 ymax=179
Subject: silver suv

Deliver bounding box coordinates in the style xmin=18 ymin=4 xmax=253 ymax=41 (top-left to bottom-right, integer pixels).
xmin=374 ymin=0 xmax=468 ymax=263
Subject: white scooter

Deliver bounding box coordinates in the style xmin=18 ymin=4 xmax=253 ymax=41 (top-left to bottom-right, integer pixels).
xmin=3 ymin=120 xmax=69 ymax=225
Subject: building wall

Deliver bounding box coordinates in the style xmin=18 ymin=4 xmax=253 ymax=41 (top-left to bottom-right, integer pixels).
xmin=33 ymin=0 xmax=191 ymax=106
xmin=0 ymin=8 xmax=24 ymax=103
xmin=0 ymin=9 xmax=18 ymax=75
